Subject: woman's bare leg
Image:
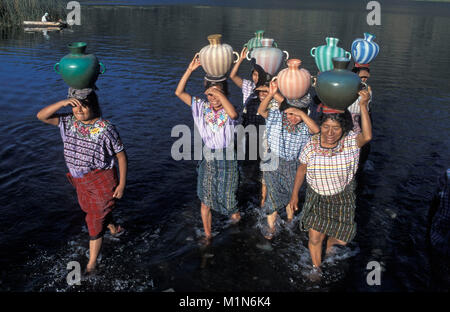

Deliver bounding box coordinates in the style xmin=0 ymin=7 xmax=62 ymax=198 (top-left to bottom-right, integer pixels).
xmin=201 ymin=203 xmax=212 ymax=239
xmin=326 ymin=237 xmax=347 ymax=255
xmin=265 ymin=211 xmax=278 ymax=239
xmin=260 ymin=183 xmax=267 ymax=207
xmin=86 ymin=237 xmax=102 ymax=272
xmin=308 ymin=229 xmax=326 ymax=267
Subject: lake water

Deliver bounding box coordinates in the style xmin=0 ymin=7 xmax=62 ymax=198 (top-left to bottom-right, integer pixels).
xmin=0 ymin=0 xmax=449 ymax=292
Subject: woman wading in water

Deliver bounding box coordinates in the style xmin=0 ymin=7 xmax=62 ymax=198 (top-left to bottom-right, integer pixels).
xmin=37 ymin=89 xmax=127 ymax=273
xmin=290 ymin=89 xmax=372 ymax=279
xmin=175 ymin=54 xmax=240 ymax=244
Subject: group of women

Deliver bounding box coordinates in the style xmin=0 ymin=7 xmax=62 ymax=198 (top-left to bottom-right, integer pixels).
xmin=36 ymin=42 xmax=372 ymax=277
xmin=175 ymin=46 xmax=373 ymax=277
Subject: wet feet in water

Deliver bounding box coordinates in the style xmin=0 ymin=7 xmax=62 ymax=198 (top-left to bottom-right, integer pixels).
xmin=83 ymin=265 xmax=98 ymax=278
xmin=308 ymin=266 xmax=322 ymax=283
xmin=107 ymin=224 xmax=125 ymax=238
xmin=325 ymin=245 xmax=346 ymax=260
xmin=230 ymin=213 xmax=241 ymax=224
xmin=264 ymin=227 xmax=276 ymax=240
xmin=199 ymin=235 xmax=212 ymax=247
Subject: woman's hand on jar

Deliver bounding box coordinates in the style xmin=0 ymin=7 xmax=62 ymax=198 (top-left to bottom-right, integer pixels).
xmin=268 ymin=80 xmax=278 ymax=96
xmin=358 ymin=89 xmax=370 ymax=108
xmin=240 ymin=46 xmax=248 ymax=61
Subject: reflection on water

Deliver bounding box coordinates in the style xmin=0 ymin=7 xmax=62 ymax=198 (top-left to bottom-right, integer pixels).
xmin=0 ymin=1 xmax=449 ymax=291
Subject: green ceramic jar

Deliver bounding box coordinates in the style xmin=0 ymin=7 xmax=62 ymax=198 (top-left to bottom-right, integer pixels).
xmin=54 ymin=42 xmax=105 ymax=89
xmin=244 ymin=30 xmax=277 ymax=52
xmin=313 ymin=57 xmax=366 ymax=111
xmin=310 ymin=37 xmax=351 ymax=73
xmin=244 ymin=30 xmax=265 ymax=51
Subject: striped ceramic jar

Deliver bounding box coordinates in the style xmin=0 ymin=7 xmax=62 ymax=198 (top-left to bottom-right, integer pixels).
xmin=244 ymin=30 xmax=265 ymax=52
xmin=199 ymin=34 xmax=239 ymax=79
xmin=310 ymin=37 xmax=351 ymax=73
xmin=244 ymin=30 xmax=278 ymax=52
xmin=248 ymin=38 xmax=289 ymax=76
xmin=351 ymin=32 xmax=379 ymax=65
xmin=274 ymin=59 xmax=311 ymax=101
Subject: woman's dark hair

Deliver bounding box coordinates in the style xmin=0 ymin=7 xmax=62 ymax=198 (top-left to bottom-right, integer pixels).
xmin=319 ymin=110 xmax=354 ymax=136
xmin=204 ymin=79 xmax=229 ymax=97
xmin=80 ymin=91 xmax=102 ymax=118
xmin=352 ymin=66 xmax=370 ymax=74
xmin=279 ymin=99 xmax=308 ymax=115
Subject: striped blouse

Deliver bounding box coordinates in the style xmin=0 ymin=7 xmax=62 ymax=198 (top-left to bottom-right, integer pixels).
xmin=300 ymin=131 xmax=360 ymax=196
xmin=242 ymin=79 xmax=256 ymax=106
xmin=59 ymin=114 xmax=124 ymax=178
xmin=347 ymin=90 xmax=372 ymax=133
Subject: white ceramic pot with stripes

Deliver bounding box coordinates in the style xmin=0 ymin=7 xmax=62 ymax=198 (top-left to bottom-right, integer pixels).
xmin=272 ymin=59 xmax=311 ymax=101
xmin=310 ymin=37 xmax=351 ymax=73
xmin=247 ymin=38 xmax=289 ymax=76
xmin=198 ymin=34 xmax=239 ymax=79
xmin=351 ymin=32 xmax=379 ymax=65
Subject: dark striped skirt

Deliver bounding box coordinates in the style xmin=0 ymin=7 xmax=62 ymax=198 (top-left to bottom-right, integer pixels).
xmin=300 ymin=181 xmax=357 ymax=243
xmin=196 ymin=149 xmax=239 ymax=216
xmin=263 ymin=158 xmax=300 ymax=215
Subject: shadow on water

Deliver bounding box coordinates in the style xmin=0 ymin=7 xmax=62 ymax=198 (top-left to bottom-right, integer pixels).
xmin=0 ymin=1 xmax=449 ymax=291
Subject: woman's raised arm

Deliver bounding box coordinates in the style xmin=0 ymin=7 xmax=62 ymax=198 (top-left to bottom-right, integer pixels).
xmin=356 ymin=89 xmax=372 ymax=147
xmin=175 ymin=53 xmax=201 ymax=106
xmin=229 ymin=47 xmax=247 ymax=89
xmin=36 ymin=98 xmax=80 ymax=126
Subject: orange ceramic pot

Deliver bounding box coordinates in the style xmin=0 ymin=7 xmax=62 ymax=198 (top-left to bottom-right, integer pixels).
xmin=273 ymin=59 xmax=311 ymax=101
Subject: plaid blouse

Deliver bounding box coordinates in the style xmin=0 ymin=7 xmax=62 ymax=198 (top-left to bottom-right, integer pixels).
xmin=300 ymin=131 xmax=360 ymax=196
xmin=266 ymin=108 xmax=311 ymax=161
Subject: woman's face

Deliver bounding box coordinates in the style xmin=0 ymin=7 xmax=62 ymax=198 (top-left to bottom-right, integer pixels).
xmin=72 ymin=102 xmax=94 ymax=123
xmin=286 ymin=112 xmax=302 ymax=125
xmin=257 ymin=89 xmax=269 ymax=102
xmin=206 ymin=85 xmax=224 ymax=110
xmin=252 ymin=70 xmax=259 ymax=85
xmin=358 ymin=69 xmax=370 ymax=83
xmin=320 ymin=118 xmax=343 ymax=146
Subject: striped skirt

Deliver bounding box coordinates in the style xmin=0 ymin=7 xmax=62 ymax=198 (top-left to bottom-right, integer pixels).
xmin=300 ymin=181 xmax=357 ymax=243
xmin=197 ymin=149 xmax=239 ymax=216
xmin=263 ymin=158 xmax=300 ymax=215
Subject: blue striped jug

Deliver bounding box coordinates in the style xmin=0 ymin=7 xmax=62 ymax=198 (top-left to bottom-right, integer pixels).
xmin=351 ymin=32 xmax=379 ymax=65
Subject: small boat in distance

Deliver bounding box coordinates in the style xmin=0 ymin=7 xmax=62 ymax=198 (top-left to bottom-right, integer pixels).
xmin=23 ymin=21 xmax=67 ymax=28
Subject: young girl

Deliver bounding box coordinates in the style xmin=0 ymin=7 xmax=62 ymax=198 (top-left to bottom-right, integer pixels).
xmin=230 ymin=48 xmax=284 ymax=206
xmin=257 ymin=81 xmax=319 ymax=239
xmin=175 ymin=54 xmax=240 ymax=244
xmin=36 ymin=89 xmax=127 ymax=273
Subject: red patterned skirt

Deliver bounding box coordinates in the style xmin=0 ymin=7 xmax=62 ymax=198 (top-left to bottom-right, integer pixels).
xmin=67 ymin=168 xmax=118 ymax=240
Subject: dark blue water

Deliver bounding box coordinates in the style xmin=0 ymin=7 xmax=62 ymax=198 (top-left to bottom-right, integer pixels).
xmin=0 ymin=1 xmax=449 ymax=291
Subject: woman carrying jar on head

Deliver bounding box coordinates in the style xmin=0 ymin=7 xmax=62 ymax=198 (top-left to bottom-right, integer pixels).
xmin=289 ymin=89 xmax=372 ymax=277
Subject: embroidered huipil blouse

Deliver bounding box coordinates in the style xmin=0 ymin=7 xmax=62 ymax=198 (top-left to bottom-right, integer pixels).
xmin=59 ymin=114 xmax=124 ymax=178
xmin=192 ymin=97 xmax=237 ymax=150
